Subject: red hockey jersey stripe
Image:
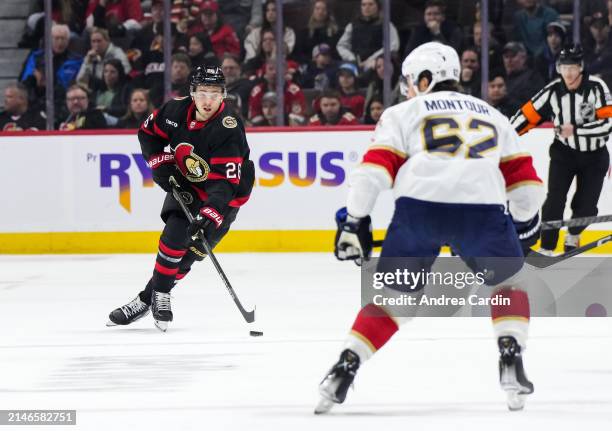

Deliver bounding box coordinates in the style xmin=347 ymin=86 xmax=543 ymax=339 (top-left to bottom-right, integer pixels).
xmin=362 ymin=147 xmax=407 ymax=182
xmin=499 ymin=154 xmax=542 ymax=190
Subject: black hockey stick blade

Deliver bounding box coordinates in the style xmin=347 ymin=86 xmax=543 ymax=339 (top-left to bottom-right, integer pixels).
xmin=525 ymin=234 xmax=612 ymax=268
xmin=169 ymin=176 xmax=256 ymax=323
xmin=541 ymin=214 xmax=612 ymax=230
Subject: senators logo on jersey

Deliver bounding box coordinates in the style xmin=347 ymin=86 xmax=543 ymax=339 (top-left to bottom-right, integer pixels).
xmin=174 ymin=143 xmax=210 ymax=182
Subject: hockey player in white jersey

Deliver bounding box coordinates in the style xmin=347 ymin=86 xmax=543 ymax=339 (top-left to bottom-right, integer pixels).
xmin=315 ymin=42 xmax=545 ymax=413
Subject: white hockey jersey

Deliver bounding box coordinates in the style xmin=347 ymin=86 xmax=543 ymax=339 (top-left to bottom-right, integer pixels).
xmin=347 ymin=91 xmax=545 ymax=221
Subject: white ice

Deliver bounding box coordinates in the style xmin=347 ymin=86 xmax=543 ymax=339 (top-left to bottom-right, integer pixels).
xmin=1 ymin=253 xmax=612 ymax=430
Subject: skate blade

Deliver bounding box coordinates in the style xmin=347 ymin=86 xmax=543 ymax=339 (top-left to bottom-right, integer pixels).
xmin=154 ymin=320 xmax=168 ymax=332
xmin=105 ymin=320 xmax=118 ymax=327
xmin=504 ymin=389 xmax=527 ymax=411
xmin=314 ymin=396 xmax=335 ymax=414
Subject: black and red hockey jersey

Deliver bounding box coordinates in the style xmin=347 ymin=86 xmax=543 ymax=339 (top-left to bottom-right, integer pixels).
xmin=139 ymin=97 xmax=254 ymax=212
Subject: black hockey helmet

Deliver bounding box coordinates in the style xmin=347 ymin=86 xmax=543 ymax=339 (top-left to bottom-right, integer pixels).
xmin=558 ymin=43 xmax=584 ymax=66
xmin=189 ymin=65 xmax=226 ymax=96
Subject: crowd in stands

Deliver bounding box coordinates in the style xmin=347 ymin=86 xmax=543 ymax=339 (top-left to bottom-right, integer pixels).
xmin=2 ymin=0 xmax=612 ymax=132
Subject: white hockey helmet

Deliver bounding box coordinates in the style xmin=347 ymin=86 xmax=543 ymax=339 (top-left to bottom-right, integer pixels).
xmin=400 ymin=42 xmax=460 ymax=96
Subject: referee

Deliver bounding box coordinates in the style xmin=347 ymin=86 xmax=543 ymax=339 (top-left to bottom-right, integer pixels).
xmin=511 ymin=43 xmax=612 ymax=255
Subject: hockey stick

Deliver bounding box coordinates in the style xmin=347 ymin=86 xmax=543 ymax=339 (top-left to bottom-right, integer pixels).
xmin=169 ymin=176 xmax=255 ymax=323
xmin=524 ymin=234 xmax=612 ymax=268
xmin=542 ymin=214 xmax=612 ymax=230
xmin=373 ymin=234 xmax=612 ymax=269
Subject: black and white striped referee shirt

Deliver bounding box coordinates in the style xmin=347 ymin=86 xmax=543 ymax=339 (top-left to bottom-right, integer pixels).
xmin=511 ymin=73 xmax=612 ymax=151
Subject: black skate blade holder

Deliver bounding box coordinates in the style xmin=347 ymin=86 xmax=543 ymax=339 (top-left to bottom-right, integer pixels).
xmin=169 ymin=176 xmax=256 ymax=323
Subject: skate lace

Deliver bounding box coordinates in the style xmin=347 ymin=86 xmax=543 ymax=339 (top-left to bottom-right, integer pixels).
xmin=121 ymin=299 xmax=147 ymax=318
xmin=154 ymin=291 xmax=172 ymax=311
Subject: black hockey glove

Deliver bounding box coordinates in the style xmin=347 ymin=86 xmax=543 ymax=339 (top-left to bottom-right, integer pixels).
xmin=148 ymin=152 xmax=177 ymax=193
xmin=512 ymin=212 xmax=541 ymax=256
xmin=187 ymin=206 xmax=224 ymax=238
xmin=334 ymin=207 xmax=373 ymax=266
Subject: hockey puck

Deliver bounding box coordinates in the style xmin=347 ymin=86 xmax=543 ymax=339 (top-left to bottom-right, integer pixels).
xmin=249 ymin=331 xmax=263 ymax=336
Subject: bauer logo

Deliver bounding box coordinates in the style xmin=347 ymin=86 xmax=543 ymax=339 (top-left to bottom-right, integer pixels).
xmin=98 ymin=153 xmax=154 ymax=213
xmin=258 ymin=151 xmax=345 ymax=187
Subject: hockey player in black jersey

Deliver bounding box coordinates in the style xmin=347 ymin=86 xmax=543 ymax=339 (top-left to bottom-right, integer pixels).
xmin=106 ymin=65 xmax=255 ymax=332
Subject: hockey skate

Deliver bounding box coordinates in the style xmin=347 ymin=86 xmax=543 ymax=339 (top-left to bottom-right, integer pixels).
xmin=152 ymin=290 xmax=173 ymax=332
xmin=106 ymin=296 xmax=150 ymax=326
xmin=564 ymin=234 xmax=580 ymax=252
xmin=314 ymin=349 xmax=360 ymax=414
xmin=498 ymin=336 xmax=534 ymax=411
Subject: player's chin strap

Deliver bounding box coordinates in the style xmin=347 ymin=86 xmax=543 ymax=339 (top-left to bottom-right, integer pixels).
xmin=169 ymin=176 xmax=255 ymax=323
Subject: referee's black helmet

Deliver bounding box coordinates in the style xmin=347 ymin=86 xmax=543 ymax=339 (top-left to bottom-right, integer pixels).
xmin=558 ymin=43 xmax=584 ymax=68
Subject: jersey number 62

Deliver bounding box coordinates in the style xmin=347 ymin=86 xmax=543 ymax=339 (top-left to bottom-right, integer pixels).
xmin=422 ymin=116 xmax=498 ymax=158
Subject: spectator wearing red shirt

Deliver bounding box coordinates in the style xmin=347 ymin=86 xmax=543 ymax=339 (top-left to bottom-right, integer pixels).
xmin=309 ymin=89 xmax=359 ymax=126
xmin=85 ymin=0 xmax=144 ymax=37
xmin=248 ymin=59 xmax=306 ymax=126
xmin=336 ymin=63 xmax=364 ymax=119
xmin=188 ymin=0 xmax=241 ymax=60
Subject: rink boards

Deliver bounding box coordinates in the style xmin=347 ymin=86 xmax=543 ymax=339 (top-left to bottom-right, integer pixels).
xmin=1 ymin=126 xmax=611 ymax=253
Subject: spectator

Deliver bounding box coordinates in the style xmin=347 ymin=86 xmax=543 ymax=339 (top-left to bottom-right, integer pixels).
xmin=502 ymin=41 xmax=545 ymax=104
xmin=188 ymin=1 xmax=241 ymax=61
xmin=294 ymin=0 xmax=340 ymax=64
xmin=188 ymin=34 xmax=216 ymax=68
xmin=117 ymin=88 xmax=153 ymax=128
xmin=85 ymin=0 xmax=143 ymax=38
xmin=535 ymin=21 xmax=566 ymax=81
xmin=512 ymin=0 xmax=559 ymax=56
xmin=58 ymin=84 xmax=106 ymax=130
xmin=404 ymin=0 xmax=462 ymax=58
xmin=90 ymin=58 xmax=131 ymax=120
xmin=309 ymin=89 xmax=359 ymax=126
xmin=585 ymin=16 xmax=612 ymax=84
xmin=301 ymin=43 xmax=337 ymax=90
xmin=244 ymin=0 xmax=296 ymax=62
xmin=0 ymin=83 xmax=47 ymax=131
xmin=132 ymin=35 xmax=165 ymax=92
xmin=18 ymin=0 xmax=87 ymax=49
xmin=149 ymin=53 xmax=192 ymax=107
xmin=362 ymin=55 xmax=401 ymax=109
xmin=77 ymin=27 xmax=131 ymax=85
xmin=363 ymin=95 xmax=384 ymax=125
xmin=488 ymin=71 xmax=519 ymax=118
xmin=336 ymin=63 xmax=365 ymax=119
xmin=131 ymin=0 xmax=187 ymax=55
xmin=458 ymin=47 xmax=481 ymax=97
xmin=222 ymin=54 xmax=253 ymax=118
xmin=337 ymin=0 xmax=399 ymax=71
xmin=219 ymin=0 xmax=263 ymax=40
xmin=251 ymin=91 xmax=281 ymax=126
xmin=243 ymin=28 xmax=277 ymax=77
xmin=248 ymin=59 xmax=306 ymax=125
xmin=21 ymin=24 xmax=83 ymax=91
xmin=469 ymin=21 xmax=503 ymax=70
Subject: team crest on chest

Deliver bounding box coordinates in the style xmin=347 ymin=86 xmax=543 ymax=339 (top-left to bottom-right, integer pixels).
xmin=222 ymin=116 xmax=237 ymax=128
xmin=174 ymin=143 xmax=210 ymax=182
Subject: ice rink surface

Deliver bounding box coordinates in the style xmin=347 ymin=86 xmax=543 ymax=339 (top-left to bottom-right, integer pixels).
xmin=1 ymin=253 xmax=612 ymax=430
